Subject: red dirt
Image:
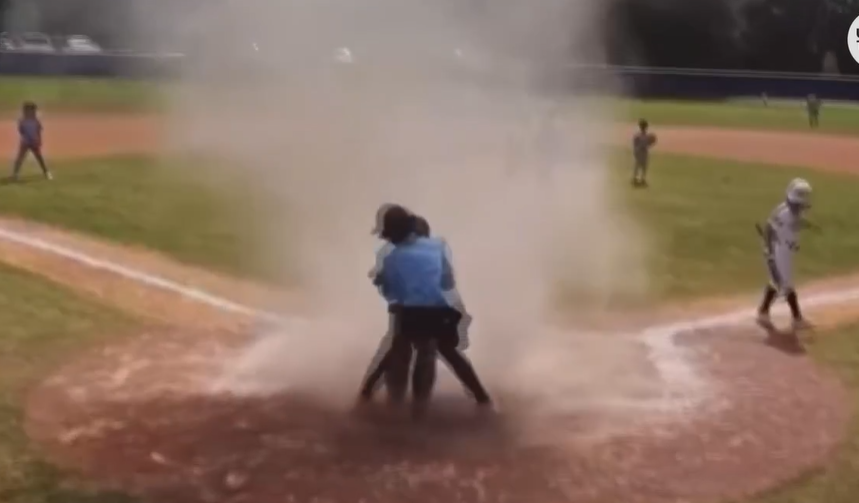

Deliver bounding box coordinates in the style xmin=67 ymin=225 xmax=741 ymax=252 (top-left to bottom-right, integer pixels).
xmin=0 ymin=115 xmax=161 ymax=159
xmin=1 ymin=115 xmax=858 ymax=175
xmin=24 ymin=326 xmax=849 ymax=503
xmin=4 ymin=114 xmax=859 ymax=503
xmin=615 ymin=125 xmax=859 ymax=175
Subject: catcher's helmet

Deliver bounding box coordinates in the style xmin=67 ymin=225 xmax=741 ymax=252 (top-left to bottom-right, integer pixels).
xmin=413 ymin=215 xmax=431 ymax=237
xmin=371 ymin=203 xmax=417 ymax=244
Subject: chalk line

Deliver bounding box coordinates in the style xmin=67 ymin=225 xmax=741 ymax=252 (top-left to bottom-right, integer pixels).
xmin=2 ymin=224 xmax=859 ymax=404
xmin=0 ymin=227 xmax=286 ymax=325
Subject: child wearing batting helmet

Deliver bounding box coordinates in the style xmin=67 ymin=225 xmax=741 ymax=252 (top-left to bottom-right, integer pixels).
xmin=756 ymin=178 xmax=815 ymax=334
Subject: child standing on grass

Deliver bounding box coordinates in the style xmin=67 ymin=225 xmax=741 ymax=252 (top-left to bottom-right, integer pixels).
xmin=806 ymin=94 xmax=821 ymax=129
xmin=632 ymin=118 xmax=657 ymax=187
xmin=12 ymin=101 xmax=52 ymax=181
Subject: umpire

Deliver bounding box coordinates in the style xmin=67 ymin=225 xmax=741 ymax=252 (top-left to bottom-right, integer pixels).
xmin=363 ymin=205 xmax=492 ymax=416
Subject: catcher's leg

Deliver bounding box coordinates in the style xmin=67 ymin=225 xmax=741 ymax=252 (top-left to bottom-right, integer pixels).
xmin=359 ymin=349 xmax=390 ymax=400
xmin=438 ymin=342 xmax=492 ymax=404
xmin=359 ymin=318 xmax=396 ymax=399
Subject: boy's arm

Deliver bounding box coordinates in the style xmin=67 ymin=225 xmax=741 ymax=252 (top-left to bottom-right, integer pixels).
xmin=756 ymin=221 xmax=777 ymax=256
xmin=368 ymin=242 xmax=394 ymax=279
xmin=440 ymin=239 xmax=457 ymax=291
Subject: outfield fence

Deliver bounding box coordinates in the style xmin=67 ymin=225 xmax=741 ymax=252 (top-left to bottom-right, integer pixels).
xmin=0 ymin=50 xmax=183 ymax=78
xmin=601 ymin=65 xmax=859 ymax=100
xmin=2 ymin=51 xmax=859 ymax=101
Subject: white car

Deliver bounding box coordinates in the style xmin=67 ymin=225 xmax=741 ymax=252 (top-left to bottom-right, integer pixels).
xmin=17 ymin=32 xmax=55 ymax=52
xmin=64 ymin=35 xmax=102 ymax=53
xmin=0 ymin=32 xmax=15 ymax=51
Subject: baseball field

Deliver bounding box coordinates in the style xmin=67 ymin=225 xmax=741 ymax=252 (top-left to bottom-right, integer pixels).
xmin=3 ymin=77 xmax=859 ymax=503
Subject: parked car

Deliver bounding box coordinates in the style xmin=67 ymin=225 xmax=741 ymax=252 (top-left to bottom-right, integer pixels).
xmin=63 ymin=34 xmax=102 ymax=53
xmin=0 ymin=32 xmax=16 ymax=50
xmin=16 ymin=32 xmax=55 ymax=53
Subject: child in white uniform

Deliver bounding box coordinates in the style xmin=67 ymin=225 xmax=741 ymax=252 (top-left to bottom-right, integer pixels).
xmin=756 ymin=178 xmax=815 ymax=331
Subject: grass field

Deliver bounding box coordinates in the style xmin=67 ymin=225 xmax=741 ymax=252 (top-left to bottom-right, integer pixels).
xmin=0 ymin=78 xmax=163 ymax=114
xmin=5 ymin=153 xmax=859 ymax=300
xmin=0 ymin=141 xmax=858 ymax=498
xmin=6 ymin=76 xmax=859 ymax=136
xmin=619 ymin=98 xmax=859 ymax=135
xmin=0 ymin=156 xmax=261 ymax=279
xmin=619 ymin=152 xmax=859 ymax=299
xmin=0 ymin=264 xmax=137 ymax=503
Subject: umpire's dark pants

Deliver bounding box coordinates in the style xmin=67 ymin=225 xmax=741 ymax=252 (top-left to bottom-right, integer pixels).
xmin=363 ymin=306 xmax=490 ymax=405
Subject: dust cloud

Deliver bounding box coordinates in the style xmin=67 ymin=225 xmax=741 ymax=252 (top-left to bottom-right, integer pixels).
xmin=144 ymin=0 xmax=658 ymax=421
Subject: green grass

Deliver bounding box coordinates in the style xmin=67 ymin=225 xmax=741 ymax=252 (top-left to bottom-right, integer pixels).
xmin=0 ymin=263 xmax=138 ymax=503
xmin=618 ymin=98 xmax=859 ymax=135
xmin=0 ymin=78 xmax=163 ymax=114
xmin=0 ymin=156 xmax=262 ymax=280
xmin=5 ymin=152 xmax=859 ymax=301
xmin=617 ymin=151 xmax=859 ymax=299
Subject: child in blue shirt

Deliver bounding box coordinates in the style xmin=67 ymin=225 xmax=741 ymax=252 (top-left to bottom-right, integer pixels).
xmin=12 ymin=102 xmax=52 ymax=181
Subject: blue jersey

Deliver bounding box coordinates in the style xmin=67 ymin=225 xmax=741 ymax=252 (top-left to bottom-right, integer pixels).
xmin=377 ymin=236 xmax=455 ymax=307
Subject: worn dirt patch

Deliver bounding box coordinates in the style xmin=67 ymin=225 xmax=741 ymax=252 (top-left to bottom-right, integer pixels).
xmin=0 ymin=115 xmax=161 ymax=160
xmin=629 ymin=126 xmax=859 ymax=175
xmin=0 ymin=115 xmax=858 ymax=176
xmin=23 ymin=324 xmax=849 ymax=503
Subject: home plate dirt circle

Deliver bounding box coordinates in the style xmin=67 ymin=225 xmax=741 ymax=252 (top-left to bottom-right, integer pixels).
xmin=23 ymin=324 xmax=849 ymax=503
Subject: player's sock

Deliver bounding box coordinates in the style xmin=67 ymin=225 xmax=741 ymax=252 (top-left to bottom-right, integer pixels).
xmin=786 ymin=290 xmax=803 ymax=320
xmin=757 ymin=285 xmax=777 ymax=315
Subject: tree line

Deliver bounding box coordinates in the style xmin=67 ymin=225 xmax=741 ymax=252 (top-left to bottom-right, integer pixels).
xmin=2 ymin=0 xmax=859 ymax=74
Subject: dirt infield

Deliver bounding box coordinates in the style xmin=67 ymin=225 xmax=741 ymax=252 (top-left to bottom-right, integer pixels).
xmin=2 ymin=115 xmax=859 ymax=174
xmin=3 ymin=115 xmax=859 ymax=503
xmin=20 ymin=320 xmax=849 ymax=503
xmin=0 ymin=115 xmax=161 ymax=159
